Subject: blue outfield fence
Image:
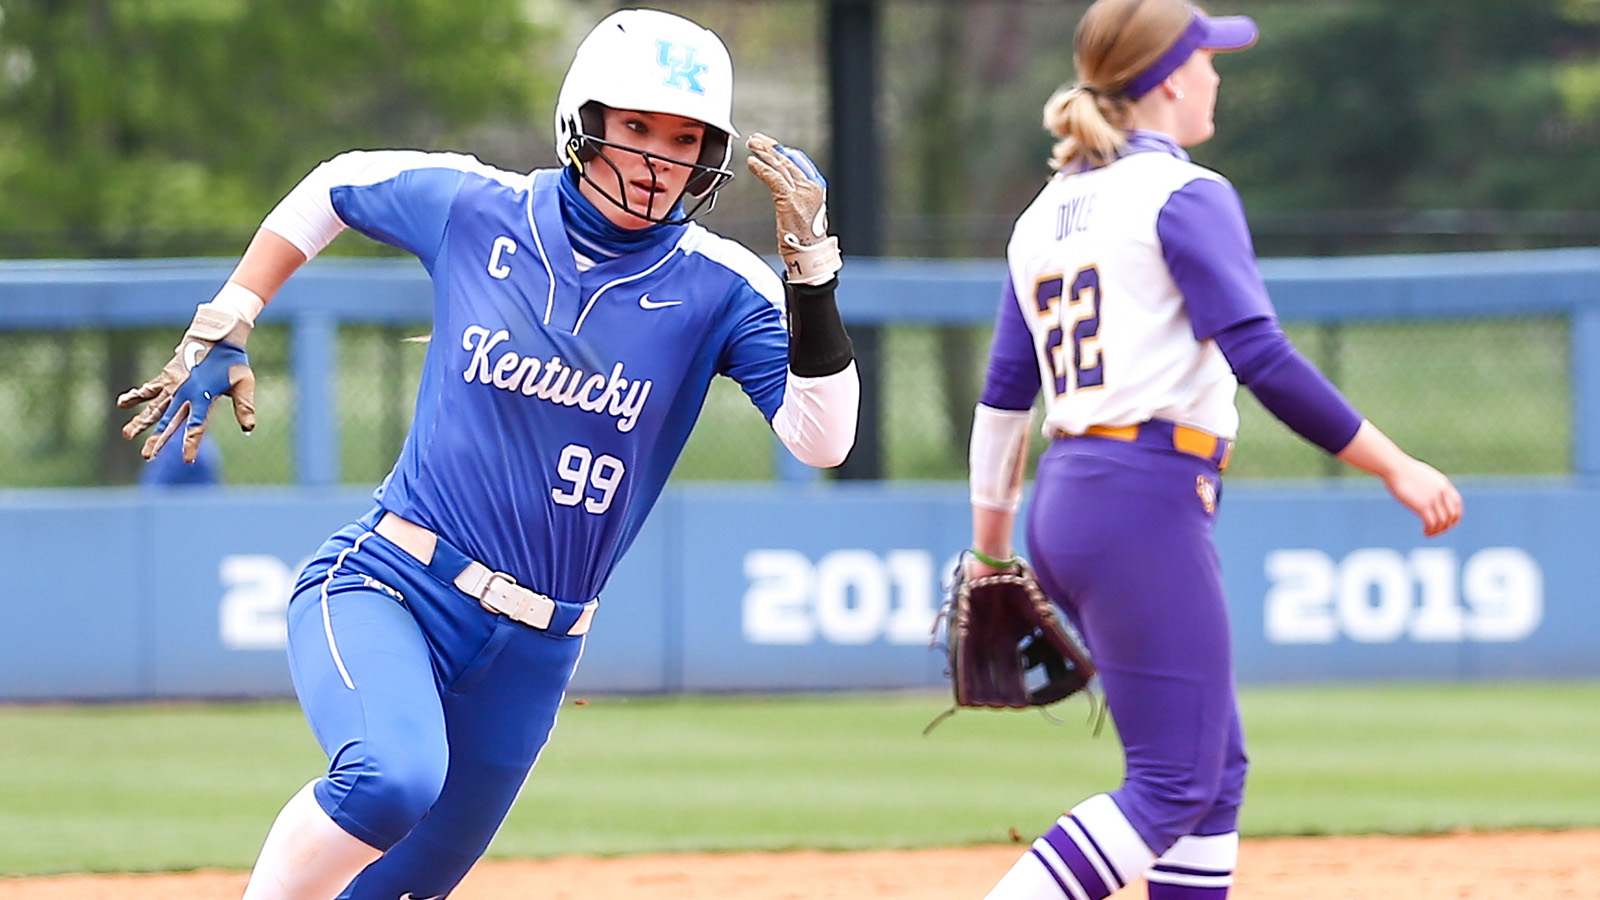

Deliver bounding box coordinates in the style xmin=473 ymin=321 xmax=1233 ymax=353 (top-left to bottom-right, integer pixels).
xmin=0 ymin=481 xmax=1592 ymax=700
xmin=1 ymin=249 xmax=1599 ymax=699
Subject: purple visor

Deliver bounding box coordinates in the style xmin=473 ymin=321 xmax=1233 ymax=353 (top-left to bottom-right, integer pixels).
xmin=1123 ymin=11 xmax=1258 ymax=99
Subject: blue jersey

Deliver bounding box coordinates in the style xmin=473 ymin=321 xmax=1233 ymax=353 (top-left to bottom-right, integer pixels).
xmin=325 ymin=156 xmax=789 ymax=603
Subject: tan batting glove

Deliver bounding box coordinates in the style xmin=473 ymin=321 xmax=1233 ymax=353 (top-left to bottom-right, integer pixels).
xmin=745 ymin=133 xmax=842 ymax=286
xmin=117 ymin=283 xmax=262 ymax=462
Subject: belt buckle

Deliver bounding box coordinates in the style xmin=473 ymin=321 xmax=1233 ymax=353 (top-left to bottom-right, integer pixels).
xmin=480 ymin=572 xmax=555 ymax=630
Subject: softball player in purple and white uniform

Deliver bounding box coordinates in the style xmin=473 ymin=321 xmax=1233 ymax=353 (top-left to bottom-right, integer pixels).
xmin=965 ymin=2 xmax=1462 ymax=898
xmin=118 ymin=10 xmax=857 ymax=900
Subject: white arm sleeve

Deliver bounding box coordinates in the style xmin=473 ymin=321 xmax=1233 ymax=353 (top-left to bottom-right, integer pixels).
xmin=969 ymin=403 xmax=1033 ymax=512
xmin=259 ymin=150 xmax=502 ymax=260
xmin=259 ymin=156 xmax=352 ymax=260
xmin=771 ymin=361 xmax=860 ymax=468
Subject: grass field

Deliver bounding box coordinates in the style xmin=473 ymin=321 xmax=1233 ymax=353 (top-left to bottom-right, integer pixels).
xmin=2 ymin=682 xmax=1598 ymax=877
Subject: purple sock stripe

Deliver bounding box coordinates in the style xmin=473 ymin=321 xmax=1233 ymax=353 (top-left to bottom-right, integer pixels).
xmin=1148 ymin=886 xmax=1230 ymax=900
xmin=1029 ymin=846 xmax=1080 ymax=900
xmin=1068 ymin=814 xmax=1126 ymax=890
xmin=1038 ymin=820 xmax=1113 ymax=898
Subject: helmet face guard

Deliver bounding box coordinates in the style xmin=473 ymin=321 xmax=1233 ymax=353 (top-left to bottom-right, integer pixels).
xmin=554 ymin=10 xmax=738 ymax=225
xmin=562 ymin=102 xmax=735 ymax=225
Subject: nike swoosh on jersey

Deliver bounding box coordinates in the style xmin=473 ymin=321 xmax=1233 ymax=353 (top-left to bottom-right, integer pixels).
xmin=638 ymin=293 xmax=683 ymax=310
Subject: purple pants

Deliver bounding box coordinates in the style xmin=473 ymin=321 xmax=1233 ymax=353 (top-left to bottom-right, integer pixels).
xmin=1025 ymin=435 xmax=1247 ymax=854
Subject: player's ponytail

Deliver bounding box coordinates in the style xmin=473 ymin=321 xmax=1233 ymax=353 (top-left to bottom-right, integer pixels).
xmin=1043 ymin=84 xmax=1129 ymax=171
xmin=1046 ymin=0 xmax=1195 ymax=171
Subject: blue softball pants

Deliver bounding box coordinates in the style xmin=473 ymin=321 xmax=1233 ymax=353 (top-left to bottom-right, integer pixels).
xmin=285 ymin=508 xmax=588 ymax=900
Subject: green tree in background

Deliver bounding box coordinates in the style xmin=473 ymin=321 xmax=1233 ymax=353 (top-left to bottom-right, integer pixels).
xmin=0 ymin=0 xmax=558 ymax=258
xmin=1208 ymin=0 xmax=1600 ymax=253
xmin=2 ymin=1 xmax=1600 ymax=260
xmin=0 ymin=0 xmax=563 ymax=485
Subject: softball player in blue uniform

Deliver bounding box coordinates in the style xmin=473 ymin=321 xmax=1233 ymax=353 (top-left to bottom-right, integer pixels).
xmin=964 ymin=2 xmax=1462 ymax=898
xmin=118 ymin=10 xmax=858 ymax=899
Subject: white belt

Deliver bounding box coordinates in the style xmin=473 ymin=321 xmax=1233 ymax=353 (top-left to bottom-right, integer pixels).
xmin=373 ymin=512 xmax=596 ymax=636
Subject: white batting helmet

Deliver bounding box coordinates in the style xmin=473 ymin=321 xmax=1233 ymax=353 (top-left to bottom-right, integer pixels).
xmin=554 ymin=9 xmax=738 ymax=222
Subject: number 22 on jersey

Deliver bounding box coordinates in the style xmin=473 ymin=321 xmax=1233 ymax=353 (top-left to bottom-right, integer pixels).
xmin=1033 ymin=265 xmax=1105 ymax=399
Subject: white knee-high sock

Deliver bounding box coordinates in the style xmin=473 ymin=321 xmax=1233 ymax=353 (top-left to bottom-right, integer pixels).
xmin=240 ymin=780 xmax=384 ymax=900
xmin=984 ymin=794 xmax=1156 ymax=900
xmin=1145 ymin=832 xmax=1238 ymax=899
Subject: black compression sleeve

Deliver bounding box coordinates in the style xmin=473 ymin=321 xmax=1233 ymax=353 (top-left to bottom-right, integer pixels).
xmin=785 ymin=277 xmax=855 ymax=377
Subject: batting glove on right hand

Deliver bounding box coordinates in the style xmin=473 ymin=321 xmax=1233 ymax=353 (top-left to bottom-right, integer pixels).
xmin=117 ymin=291 xmax=259 ymax=464
xmin=746 ymin=133 xmax=842 ymax=286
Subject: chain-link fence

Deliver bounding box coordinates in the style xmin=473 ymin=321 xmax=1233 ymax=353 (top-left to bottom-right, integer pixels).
xmin=0 ymin=0 xmax=1589 ymax=488
xmin=2 ymin=312 xmax=1569 ymax=490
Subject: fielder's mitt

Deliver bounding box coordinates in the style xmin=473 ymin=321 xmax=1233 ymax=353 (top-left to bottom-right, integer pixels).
xmin=927 ymin=553 xmax=1097 ymax=732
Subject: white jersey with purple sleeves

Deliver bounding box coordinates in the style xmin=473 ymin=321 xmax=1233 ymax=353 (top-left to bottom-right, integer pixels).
xmin=264 ymin=151 xmax=791 ymax=604
xmin=1006 ymin=147 xmax=1242 ymax=440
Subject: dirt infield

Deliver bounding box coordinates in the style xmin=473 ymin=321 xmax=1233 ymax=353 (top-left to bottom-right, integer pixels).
xmin=3 ymin=830 xmax=1597 ymax=899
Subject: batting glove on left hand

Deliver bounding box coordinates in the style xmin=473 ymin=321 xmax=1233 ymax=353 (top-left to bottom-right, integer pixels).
xmin=746 ymin=133 xmax=842 ymax=286
xmin=117 ymin=290 xmax=259 ymax=463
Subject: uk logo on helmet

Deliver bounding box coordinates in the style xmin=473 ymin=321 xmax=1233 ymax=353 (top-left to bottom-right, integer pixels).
xmin=656 ymin=40 xmax=707 ymax=94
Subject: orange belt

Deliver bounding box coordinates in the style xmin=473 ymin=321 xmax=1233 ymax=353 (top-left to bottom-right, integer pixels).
xmin=1078 ymin=420 xmax=1233 ymax=472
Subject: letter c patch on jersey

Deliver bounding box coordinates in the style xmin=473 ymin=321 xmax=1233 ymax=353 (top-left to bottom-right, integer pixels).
xmin=487 ymin=236 xmax=517 ymax=279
